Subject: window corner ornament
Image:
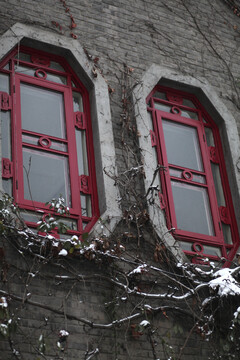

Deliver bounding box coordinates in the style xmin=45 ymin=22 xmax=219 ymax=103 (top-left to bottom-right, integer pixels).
xmin=219 ymin=206 xmax=230 ymax=225
xmin=31 ymin=55 xmax=50 ymax=67
xmin=0 ymin=92 xmax=12 ymax=111
xmin=79 ymin=175 xmax=90 ymax=194
xmin=2 ymin=158 xmax=13 ymax=178
xmin=75 ymin=112 xmax=86 ymax=129
xmin=150 ymin=130 xmax=157 ymax=147
xmin=209 ymin=146 xmax=219 ymax=163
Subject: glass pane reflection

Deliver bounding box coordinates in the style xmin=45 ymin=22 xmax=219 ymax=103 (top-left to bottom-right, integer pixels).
xmin=211 ymin=163 xmax=225 ymax=206
xmin=162 ymin=119 xmax=203 ymax=171
xmin=81 ymin=194 xmax=92 ymax=217
xmin=75 ymin=129 xmax=88 ymax=175
xmin=171 ymin=181 xmax=214 ymax=236
xmin=73 ymin=92 xmax=83 ymax=112
xmin=1 ymin=111 xmax=11 ymax=158
xmin=21 ymin=83 xmax=66 ymax=139
xmin=169 ymin=168 xmax=206 ymax=184
xmin=23 ymin=148 xmax=71 ymax=206
xmin=0 ymin=73 xmax=9 ymax=92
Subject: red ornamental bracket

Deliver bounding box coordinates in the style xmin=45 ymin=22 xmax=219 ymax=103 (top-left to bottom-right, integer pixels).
xmin=79 ymin=175 xmax=90 ymax=194
xmin=150 ymin=130 xmax=157 ymax=147
xmin=159 ymin=193 xmax=166 ymax=210
xmin=2 ymin=158 xmax=13 ymax=178
xmin=219 ymin=206 xmax=231 ymax=224
xmin=0 ymin=92 xmax=12 ymax=111
xmin=191 ymin=242 xmax=209 ymax=265
xmin=31 ymin=55 xmax=50 ymax=67
xmin=209 ymin=146 xmax=219 ymax=163
xmin=166 ymin=92 xmax=183 ymax=105
xmin=75 ymin=112 xmax=86 ymax=129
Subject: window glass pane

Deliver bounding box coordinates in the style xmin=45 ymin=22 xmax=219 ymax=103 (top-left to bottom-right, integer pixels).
xmin=56 ymin=217 xmax=77 ymax=231
xmin=171 ymin=181 xmax=214 ymax=236
xmin=73 ymin=91 xmax=83 ymax=112
xmin=205 ymin=127 xmax=215 ymax=146
xmin=23 ymin=148 xmax=71 ymax=206
xmin=1 ymin=112 xmax=11 ymax=158
xmin=0 ymin=73 xmax=9 ymax=92
xmin=45 ymin=72 xmax=67 ymax=85
xmin=20 ymin=83 xmax=66 ymax=139
xmin=182 ymin=99 xmax=196 ymax=108
xmin=179 ymin=241 xmax=192 ymax=252
xmin=50 ymin=61 xmax=65 ymax=72
xmin=22 ymin=133 xmax=67 ymax=152
xmin=81 ymin=194 xmax=92 ymax=217
xmin=179 ymin=242 xmax=222 ymax=257
xmin=203 ymin=245 xmax=222 ymax=257
xmin=15 ymin=53 xmax=31 ymax=62
xmin=169 ymin=168 xmax=206 ymax=184
xmin=20 ymin=210 xmax=42 ymax=223
xmin=15 ymin=65 xmax=35 ymax=76
xmin=82 ymin=221 xmax=89 ymax=230
xmin=155 ymin=103 xmax=198 ymax=120
xmin=75 ymin=129 xmax=88 ymax=175
xmin=211 ymin=163 xmax=225 ymax=206
xmin=15 ymin=65 xmax=67 ymax=84
xmin=180 ymin=109 xmax=198 ymax=120
xmin=222 ymin=223 xmax=232 ymax=244
xmin=3 ymin=63 xmax=10 ymax=70
xmin=155 ymin=102 xmax=171 ymax=112
xmin=153 ymin=91 xmax=166 ymax=100
xmin=162 ymin=119 xmax=203 ymax=171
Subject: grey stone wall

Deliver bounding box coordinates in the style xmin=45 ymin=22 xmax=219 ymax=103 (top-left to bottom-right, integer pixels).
xmin=0 ymin=235 xmax=211 ymax=360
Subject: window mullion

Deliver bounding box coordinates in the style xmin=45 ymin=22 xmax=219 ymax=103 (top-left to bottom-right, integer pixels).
xmin=198 ymin=122 xmax=223 ymax=241
xmin=64 ymin=87 xmax=81 ymax=216
xmin=156 ymin=111 xmax=178 ymax=229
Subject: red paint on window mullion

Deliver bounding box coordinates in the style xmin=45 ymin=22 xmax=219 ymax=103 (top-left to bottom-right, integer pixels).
xmin=154 ymin=112 xmax=172 ymax=229
xmin=20 ymin=46 xmax=68 ymax=72
xmin=197 ymin=121 xmax=223 ymax=240
xmin=22 ymin=142 xmax=69 ymax=156
xmin=156 ymin=111 xmax=178 ymax=231
xmin=149 ymin=106 xmax=172 ymax=226
xmin=13 ymin=75 xmax=23 ymax=205
xmin=212 ymin=127 xmax=240 ymax=249
xmin=7 ymin=60 xmax=15 ymax=200
xmin=79 ymin=87 xmax=100 ymax=221
xmin=169 ymin=174 xmax=208 ymax=188
xmin=13 ymin=58 xmax=70 ymax=77
xmin=22 ymin=129 xmax=68 ymax=144
xmin=62 ymin=84 xmax=82 ymax=219
xmin=169 ymin=164 xmax=206 ymax=178
xmin=153 ymin=97 xmax=200 ymax=117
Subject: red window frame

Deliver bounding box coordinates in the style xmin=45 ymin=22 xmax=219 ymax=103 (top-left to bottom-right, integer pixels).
xmin=147 ymin=86 xmax=239 ymax=265
xmin=0 ymin=46 xmax=99 ymax=237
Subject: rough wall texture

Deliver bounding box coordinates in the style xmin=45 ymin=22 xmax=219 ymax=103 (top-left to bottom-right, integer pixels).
xmin=0 ymin=0 xmax=240 ymax=359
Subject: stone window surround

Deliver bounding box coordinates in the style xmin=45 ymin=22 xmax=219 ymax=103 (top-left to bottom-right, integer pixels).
xmin=133 ymin=65 xmax=240 ymax=261
xmin=0 ymin=23 xmax=121 ymax=236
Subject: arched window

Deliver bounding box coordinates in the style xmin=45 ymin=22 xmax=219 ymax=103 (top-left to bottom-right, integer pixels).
xmin=0 ymin=46 xmax=99 ymax=236
xmin=147 ymin=85 xmax=239 ymax=264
